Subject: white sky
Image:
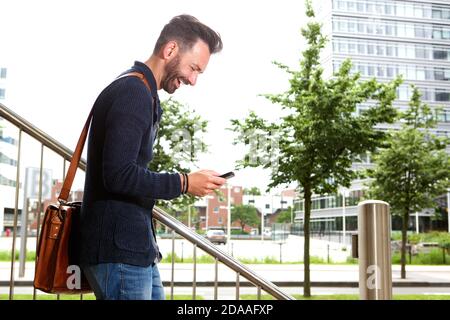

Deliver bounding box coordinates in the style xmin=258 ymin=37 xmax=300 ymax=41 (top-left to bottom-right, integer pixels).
xmin=0 ymin=0 xmax=307 ymax=193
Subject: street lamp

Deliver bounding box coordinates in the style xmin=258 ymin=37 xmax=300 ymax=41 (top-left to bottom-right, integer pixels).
xmin=227 ymin=183 xmax=231 ymax=253
xmin=447 ymin=189 xmax=450 ymax=233
xmin=205 ymin=195 xmax=214 ymax=231
xmin=188 ymin=204 xmax=192 ymax=230
xmin=340 ymin=187 xmax=350 ymax=245
xmin=219 ymin=183 xmax=232 ymax=253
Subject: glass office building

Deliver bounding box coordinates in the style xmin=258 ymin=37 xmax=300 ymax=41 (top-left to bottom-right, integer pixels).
xmin=294 ymin=0 xmax=450 ymax=235
xmin=0 ymin=66 xmax=19 ymax=234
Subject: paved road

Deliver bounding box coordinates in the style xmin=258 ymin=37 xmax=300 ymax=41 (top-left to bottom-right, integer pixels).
xmin=2 ymin=262 xmax=449 ymax=283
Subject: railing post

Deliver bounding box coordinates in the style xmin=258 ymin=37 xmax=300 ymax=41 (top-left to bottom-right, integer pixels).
xmin=192 ymin=244 xmax=197 ymax=300
xmin=9 ymin=129 xmax=22 ymax=300
xmin=170 ymin=230 xmax=175 ymax=300
xmin=357 ymin=200 xmax=392 ymax=300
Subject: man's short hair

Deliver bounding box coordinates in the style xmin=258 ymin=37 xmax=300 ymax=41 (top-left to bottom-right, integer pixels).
xmin=153 ymin=14 xmax=223 ymax=55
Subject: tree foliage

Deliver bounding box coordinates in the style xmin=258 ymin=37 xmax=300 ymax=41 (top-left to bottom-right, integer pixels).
xmin=149 ymin=98 xmax=209 ymax=214
xmin=244 ymin=187 xmax=262 ymax=196
xmin=231 ymin=205 xmax=259 ymax=231
xmin=276 ymin=208 xmax=293 ymax=224
xmin=366 ymin=85 xmax=450 ymax=278
xmin=229 ymin=0 xmax=401 ymax=296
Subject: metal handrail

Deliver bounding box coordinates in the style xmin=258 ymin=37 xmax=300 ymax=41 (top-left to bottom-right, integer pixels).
xmin=153 ymin=206 xmax=294 ymax=300
xmin=0 ymin=103 xmax=295 ymax=300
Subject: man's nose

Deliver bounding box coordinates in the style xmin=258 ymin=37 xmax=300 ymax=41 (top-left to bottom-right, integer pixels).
xmin=188 ymin=73 xmax=198 ymax=86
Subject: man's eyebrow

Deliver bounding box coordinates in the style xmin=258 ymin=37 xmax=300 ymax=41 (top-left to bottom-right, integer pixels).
xmin=193 ymin=64 xmax=204 ymax=73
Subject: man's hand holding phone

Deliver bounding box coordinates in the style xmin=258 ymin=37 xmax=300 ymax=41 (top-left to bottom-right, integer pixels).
xmin=183 ymin=170 xmax=229 ymax=197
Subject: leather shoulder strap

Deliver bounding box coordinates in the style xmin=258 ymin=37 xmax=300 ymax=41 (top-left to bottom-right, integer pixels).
xmin=116 ymin=71 xmax=152 ymax=92
xmin=58 ymin=71 xmax=153 ymax=202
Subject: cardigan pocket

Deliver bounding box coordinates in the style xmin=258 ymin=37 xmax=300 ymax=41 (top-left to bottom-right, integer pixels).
xmin=111 ymin=201 xmax=151 ymax=253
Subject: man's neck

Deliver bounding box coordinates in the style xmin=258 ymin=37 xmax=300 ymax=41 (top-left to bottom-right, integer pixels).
xmin=144 ymin=56 xmax=164 ymax=90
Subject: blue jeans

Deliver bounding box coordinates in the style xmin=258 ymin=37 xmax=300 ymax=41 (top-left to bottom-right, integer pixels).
xmin=82 ymin=263 xmax=165 ymax=300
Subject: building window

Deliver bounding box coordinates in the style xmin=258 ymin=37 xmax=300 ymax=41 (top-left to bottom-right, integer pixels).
xmin=357 ymin=21 xmax=364 ymax=33
xmin=0 ymin=68 xmax=6 ymax=79
xmin=386 ymin=66 xmax=395 ymax=78
xmin=265 ymin=204 xmax=270 ymax=209
xmin=356 ymin=2 xmax=364 ymax=12
xmin=433 ymin=49 xmax=448 ymax=60
xmin=0 ymin=152 xmax=17 ymax=166
xmin=0 ymin=131 xmax=18 ymax=145
xmin=398 ymin=86 xmax=408 ymax=101
xmin=385 ymin=24 xmax=395 ymax=36
xmin=435 ymin=90 xmax=450 ymax=102
xmin=386 ymin=45 xmax=395 ymax=57
xmin=357 ymin=43 xmax=365 ymax=54
xmin=348 ymin=43 xmax=356 ymax=54
xmin=415 ymin=47 xmax=427 ymax=59
xmin=0 ymin=174 xmax=16 ymax=187
xmin=415 ymin=26 xmax=426 ymax=38
xmin=348 ymin=21 xmax=356 ymax=33
xmin=437 ymin=109 xmax=450 ymax=123
xmin=213 ymin=207 xmax=219 ymax=213
xmin=347 ymin=1 xmax=355 ymax=12
xmin=0 ymin=89 xmax=5 ymax=99
xmin=376 ymin=45 xmax=384 ymax=56
xmin=433 ymin=28 xmax=442 ymax=39
xmin=434 ymin=68 xmax=446 ymax=81
xmin=218 ymin=217 xmax=223 ymax=224
xmin=432 ymin=9 xmax=442 ymax=19
xmin=416 ymin=69 xmax=425 ymax=80
xmin=385 ymin=3 xmax=395 ymax=15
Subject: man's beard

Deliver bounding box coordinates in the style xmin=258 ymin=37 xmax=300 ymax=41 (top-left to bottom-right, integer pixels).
xmin=162 ymin=55 xmax=183 ymax=94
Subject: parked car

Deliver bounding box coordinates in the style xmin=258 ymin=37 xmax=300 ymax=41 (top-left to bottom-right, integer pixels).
xmin=205 ymin=229 xmax=227 ymax=245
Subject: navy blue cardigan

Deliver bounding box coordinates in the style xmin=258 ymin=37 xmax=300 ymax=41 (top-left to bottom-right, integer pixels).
xmin=80 ymin=62 xmax=182 ymax=267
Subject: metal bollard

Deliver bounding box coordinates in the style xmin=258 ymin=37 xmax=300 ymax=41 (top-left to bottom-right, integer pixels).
xmin=358 ymin=200 xmax=392 ymax=300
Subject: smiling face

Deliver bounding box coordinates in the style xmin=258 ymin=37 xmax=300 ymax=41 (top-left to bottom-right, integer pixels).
xmin=161 ymin=39 xmax=211 ymax=94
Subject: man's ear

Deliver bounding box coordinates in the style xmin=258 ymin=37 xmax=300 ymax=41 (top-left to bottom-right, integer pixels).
xmin=162 ymin=41 xmax=179 ymax=60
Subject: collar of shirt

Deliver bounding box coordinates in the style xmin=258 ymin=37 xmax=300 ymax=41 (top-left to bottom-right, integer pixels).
xmin=131 ymin=61 xmax=158 ymax=99
xmin=131 ymin=61 xmax=163 ymax=123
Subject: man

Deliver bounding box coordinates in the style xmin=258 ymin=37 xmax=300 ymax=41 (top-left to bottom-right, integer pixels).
xmin=80 ymin=15 xmax=225 ymax=300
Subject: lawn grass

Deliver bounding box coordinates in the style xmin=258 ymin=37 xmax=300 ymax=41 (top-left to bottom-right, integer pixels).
xmin=239 ymin=294 xmax=450 ymax=300
xmin=2 ymin=293 xmax=449 ymax=300
xmin=0 ymin=294 xmax=203 ymax=300
xmin=0 ymin=249 xmax=449 ymax=265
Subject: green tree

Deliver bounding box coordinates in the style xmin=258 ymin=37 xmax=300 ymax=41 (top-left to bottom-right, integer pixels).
xmin=149 ymin=98 xmax=208 ymax=215
xmin=366 ymin=86 xmax=450 ymax=279
xmin=229 ymin=1 xmax=401 ymax=297
xmin=276 ymin=207 xmax=293 ymax=223
xmin=231 ymin=205 xmax=259 ymax=231
xmin=178 ymin=206 xmax=199 ymax=230
xmin=244 ymin=187 xmax=262 ymax=196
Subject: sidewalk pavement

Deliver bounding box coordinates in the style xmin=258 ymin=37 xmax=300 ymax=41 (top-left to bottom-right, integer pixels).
xmin=1 ymin=262 xmax=449 ymax=286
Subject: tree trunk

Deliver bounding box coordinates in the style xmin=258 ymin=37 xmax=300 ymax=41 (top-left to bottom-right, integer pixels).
xmin=303 ymin=187 xmax=312 ymax=297
xmin=401 ymin=208 xmax=409 ymax=279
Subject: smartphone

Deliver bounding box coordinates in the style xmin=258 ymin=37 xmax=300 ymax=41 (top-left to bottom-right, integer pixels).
xmin=219 ymin=171 xmax=235 ymax=179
